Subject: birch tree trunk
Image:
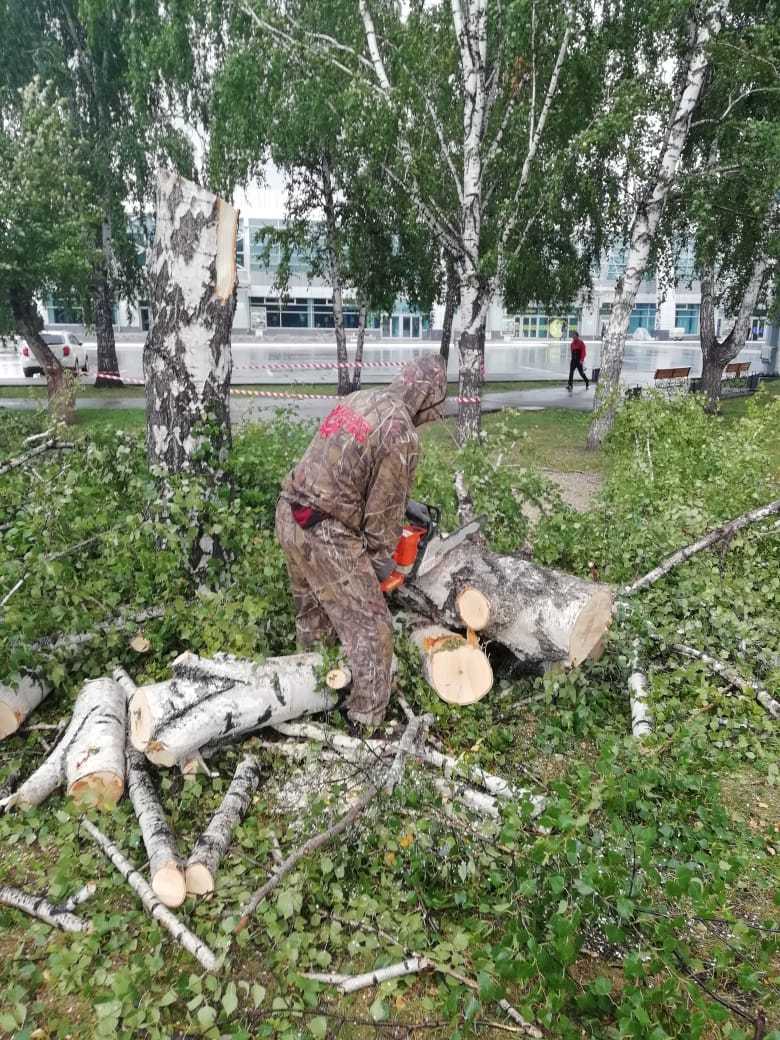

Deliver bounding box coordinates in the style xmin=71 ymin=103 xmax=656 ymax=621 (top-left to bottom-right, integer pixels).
xmin=321 ymin=157 xmax=351 ymax=397
xmin=0 ymin=675 xmax=50 ymax=740
xmin=586 ymin=6 xmax=721 ymax=449
xmin=93 ymin=223 xmax=121 ymax=388
xmin=700 ymin=255 xmax=767 ymax=413
xmin=439 ymin=253 xmax=459 ymax=363
xmin=10 ymin=288 xmax=75 ymax=424
xmin=143 ymin=169 xmax=237 ymax=474
xmin=351 ymin=300 xmax=368 ymax=391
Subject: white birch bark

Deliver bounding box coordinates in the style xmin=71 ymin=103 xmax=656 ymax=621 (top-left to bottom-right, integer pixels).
xmin=82 ymin=819 xmax=219 ymax=972
xmin=628 ymin=670 xmax=652 ymax=738
xmin=128 ymin=675 xmax=233 ymax=753
xmin=587 ymin=5 xmax=724 ymax=448
xmin=2 ymin=677 xmax=125 ymax=811
xmin=0 ymin=675 xmax=50 ymax=740
xmin=126 ymin=748 xmax=187 ymax=907
xmin=58 ymin=882 xmax=97 ymax=914
xmin=63 ymin=678 xmax=126 ymax=808
xmin=340 ymin=957 xmax=433 ymax=993
xmin=671 ymin=643 xmax=780 ymax=720
xmin=143 ymin=168 xmax=237 ymax=475
xmin=0 ymin=884 xmax=92 ymax=933
xmin=185 ymin=755 xmax=262 ymax=895
xmin=145 ymin=655 xmax=337 ymax=767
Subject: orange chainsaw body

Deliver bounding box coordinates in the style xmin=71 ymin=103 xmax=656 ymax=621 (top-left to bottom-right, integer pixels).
xmin=380 ymin=523 xmax=431 ymax=593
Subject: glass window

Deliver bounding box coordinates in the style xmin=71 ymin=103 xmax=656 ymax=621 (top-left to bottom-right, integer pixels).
xmin=675 ymin=247 xmax=696 ymax=281
xmin=236 ymin=224 xmax=245 ymax=269
xmin=42 ymin=334 xmax=64 ymax=345
xmin=47 ymin=297 xmax=83 ymax=324
xmin=675 ymin=303 xmax=700 ymax=334
xmin=140 ymin=302 xmax=151 ymax=331
xmin=748 ymin=317 xmax=766 ymax=341
xmin=391 ymin=316 xmax=400 ymax=337
xmin=607 ymin=248 xmax=628 ymax=280
xmin=628 ymin=303 xmax=656 ymax=333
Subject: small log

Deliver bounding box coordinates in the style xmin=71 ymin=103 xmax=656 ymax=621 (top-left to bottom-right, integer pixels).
xmin=172 ymin=650 xmax=352 ymax=692
xmin=58 ymin=882 xmax=97 ymax=914
xmin=340 ymin=956 xmax=433 ymax=993
xmin=82 ymin=819 xmax=219 ymax=972
xmin=0 ymin=884 xmax=92 ymax=933
xmin=127 ymin=748 xmax=187 ymax=907
xmin=0 ymin=675 xmax=50 ymax=740
xmin=628 ymin=669 xmax=652 ymax=738
xmin=186 ymin=755 xmax=261 ymax=896
xmin=434 ymin=777 xmax=500 ymax=819
xmin=144 ymin=653 xmax=337 ymax=767
xmin=128 ymin=676 xmax=226 ymax=754
xmin=622 ymin=497 xmax=780 ymax=596
xmin=411 ymin=545 xmax=614 ymax=674
xmin=63 ymin=678 xmax=126 ymax=807
xmin=409 ymin=623 xmax=493 ymax=705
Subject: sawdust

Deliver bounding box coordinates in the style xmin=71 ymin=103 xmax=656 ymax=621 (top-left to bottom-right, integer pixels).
xmin=541 ymin=468 xmax=603 ymax=513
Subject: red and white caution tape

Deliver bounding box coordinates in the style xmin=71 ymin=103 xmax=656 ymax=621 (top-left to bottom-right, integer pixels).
xmin=231 ymin=357 xmax=435 ymax=373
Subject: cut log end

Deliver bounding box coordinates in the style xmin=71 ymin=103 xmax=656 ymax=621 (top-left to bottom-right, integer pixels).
xmin=145 ymin=743 xmax=178 ymax=768
xmin=456 ymin=588 xmax=491 ymax=632
xmin=152 ymin=864 xmax=188 ymax=908
xmin=412 ymin=625 xmax=494 ymax=706
xmin=129 ymin=691 xmax=153 ymax=751
xmin=185 ymin=863 xmax=215 ymax=897
xmin=215 ymin=199 xmax=239 ymax=302
xmin=67 ymin=771 xmax=124 ymax=809
xmin=0 ymin=702 xmax=22 ymax=740
xmin=569 ymin=588 xmax=615 ymax=667
xmin=325 ymin=666 xmax=352 ymax=691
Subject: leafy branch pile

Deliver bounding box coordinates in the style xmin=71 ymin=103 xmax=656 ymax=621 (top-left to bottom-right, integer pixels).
xmin=0 ymin=394 xmax=779 ymax=1039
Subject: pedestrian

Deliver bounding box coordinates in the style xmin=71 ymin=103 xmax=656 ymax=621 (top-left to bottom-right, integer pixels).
xmin=568 ymin=330 xmax=590 ymax=391
xmin=275 ymin=355 xmax=447 ymax=735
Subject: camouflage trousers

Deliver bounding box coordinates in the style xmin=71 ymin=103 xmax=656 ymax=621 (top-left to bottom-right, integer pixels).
xmin=275 ymin=497 xmax=395 ymax=728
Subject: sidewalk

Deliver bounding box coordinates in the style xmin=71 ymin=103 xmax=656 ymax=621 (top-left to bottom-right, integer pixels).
xmin=0 ymin=384 xmax=594 ymax=422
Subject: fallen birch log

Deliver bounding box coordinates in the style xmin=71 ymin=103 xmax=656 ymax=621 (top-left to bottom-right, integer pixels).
xmin=0 ymin=884 xmax=92 ymax=933
xmin=622 ymin=497 xmax=780 ymax=596
xmin=671 ymin=643 xmax=780 ymax=720
xmin=63 ymin=678 xmax=126 ymax=806
xmin=341 ymin=957 xmax=433 ymax=993
xmin=235 ymin=717 xmax=418 ymax=933
xmin=127 ymin=748 xmax=187 ymax=907
xmin=82 ymin=819 xmax=219 ymax=972
xmin=0 ymin=675 xmax=50 ymax=740
xmin=186 ymin=755 xmax=261 ymax=896
xmin=30 ymin=606 xmax=165 ymax=654
xmin=409 ymin=623 xmax=493 ymax=705
xmin=139 ymin=653 xmax=338 ymax=767
xmin=434 ymin=777 xmax=500 ymax=819
xmin=1 ymin=677 xmax=126 ymax=811
xmin=408 ymin=544 xmax=614 ymax=674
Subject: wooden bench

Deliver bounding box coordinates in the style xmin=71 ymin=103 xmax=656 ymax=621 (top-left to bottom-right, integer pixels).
xmin=724 ymin=362 xmax=750 ymax=379
xmin=654 ymin=366 xmax=691 ymax=394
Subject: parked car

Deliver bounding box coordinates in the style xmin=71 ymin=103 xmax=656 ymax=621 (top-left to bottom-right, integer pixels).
xmin=19 ymin=332 xmax=89 ymax=378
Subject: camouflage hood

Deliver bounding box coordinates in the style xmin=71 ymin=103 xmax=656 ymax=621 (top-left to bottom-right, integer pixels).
xmin=385 ymin=354 xmax=447 ymax=425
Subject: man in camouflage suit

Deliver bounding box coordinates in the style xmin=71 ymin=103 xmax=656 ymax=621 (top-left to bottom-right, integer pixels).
xmin=275 ymin=355 xmax=447 ymax=730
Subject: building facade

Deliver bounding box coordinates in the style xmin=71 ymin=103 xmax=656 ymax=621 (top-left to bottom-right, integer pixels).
xmin=45 ymin=223 xmax=772 ymax=349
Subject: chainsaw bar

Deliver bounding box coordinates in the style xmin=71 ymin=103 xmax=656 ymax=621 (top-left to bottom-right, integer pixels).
xmin=414 ymin=519 xmax=482 ymax=578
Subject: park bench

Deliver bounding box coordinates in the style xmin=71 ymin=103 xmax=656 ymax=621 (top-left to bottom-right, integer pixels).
xmin=654 ymin=366 xmax=691 ymax=395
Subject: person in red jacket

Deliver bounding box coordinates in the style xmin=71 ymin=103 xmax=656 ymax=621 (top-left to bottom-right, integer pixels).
xmin=568 ymin=330 xmax=590 ymax=391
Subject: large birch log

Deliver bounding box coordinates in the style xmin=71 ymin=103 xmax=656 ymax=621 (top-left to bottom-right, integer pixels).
xmin=0 ymin=884 xmax=92 ymax=933
xmin=126 ymin=748 xmax=187 ymax=908
xmin=128 ymin=675 xmax=232 ymax=754
xmin=0 ymin=675 xmax=50 ymax=740
xmin=409 ymin=543 xmax=614 ymax=673
xmin=143 ymin=169 xmax=237 ymax=477
xmin=142 ymin=653 xmax=338 ymax=767
xmin=1 ymin=677 xmax=125 ymax=811
xmin=63 ymin=678 xmax=126 ymax=807
xmin=185 ymin=755 xmax=261 ymax=896
xmin=82 ymin=819 xmax=218 ymax=972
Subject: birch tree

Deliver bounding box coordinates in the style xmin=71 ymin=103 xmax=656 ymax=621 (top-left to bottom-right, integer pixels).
xmin=236 ymin=0 xmax=592 ymax=442
xmin=585 ymin=2 xmax=726 ymax=448
xmin=0 ymin=84 xmax=97 ymax=423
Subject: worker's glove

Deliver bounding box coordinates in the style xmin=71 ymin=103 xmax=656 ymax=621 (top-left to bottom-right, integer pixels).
xmin=405 ymin=500 xmax=432 ymax=526
xmin=371 ymin=555 xmax=395 ymax=583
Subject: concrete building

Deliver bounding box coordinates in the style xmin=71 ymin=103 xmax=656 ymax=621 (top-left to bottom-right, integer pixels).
xmin=44 ymin=223 xmax=773 ymax=357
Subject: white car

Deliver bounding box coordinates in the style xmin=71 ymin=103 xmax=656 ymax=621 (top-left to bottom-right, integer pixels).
xmin=19 ymin=332 xmax=89 ymax=378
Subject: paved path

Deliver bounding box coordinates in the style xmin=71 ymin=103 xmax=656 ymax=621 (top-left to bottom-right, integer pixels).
xmin=0 ymin=384 xmax=594 ymax=422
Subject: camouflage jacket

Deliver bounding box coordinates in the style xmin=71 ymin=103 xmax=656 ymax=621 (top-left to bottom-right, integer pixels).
xmin=280 ymin=355 xmax=446 ymax=576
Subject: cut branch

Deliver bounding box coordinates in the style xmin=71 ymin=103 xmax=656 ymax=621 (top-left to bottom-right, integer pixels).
xmin=622 ymin=498 xmax=780 ymax=596
xmin=0 ymin=438 xmax=75 ymax=478
xmin=0 ymin=884 xmax=92 ymax=933
xmin=127 ymin=748 xmax=187 ymax=907
xmin=671 ymin=643 xmax=780 ymax=720
xmin=82 ymin=819 xmax=219 ymax=972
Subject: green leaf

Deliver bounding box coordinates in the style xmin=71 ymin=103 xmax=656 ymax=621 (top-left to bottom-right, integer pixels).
xmin=222 ymin=981 xmax=238 ymax=1017
xmin=251 ymin=984 xmax=266 ymax=1008
xmin=196 ymin=1005 xmax=216 ymax=1030
xmin=369 ymin=997 xmax=388 ymax=1022
xmin=277 ymin=890 xmax=295 ymax=919
xmin=309 ymin=1015 xmax=328 ymax=1039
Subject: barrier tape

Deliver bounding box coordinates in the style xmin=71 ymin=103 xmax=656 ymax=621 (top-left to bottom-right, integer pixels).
xmin=96 ymin=371 xmax=485 ymax=406
xmin=231 ymin=357 xmax=433 ymax=373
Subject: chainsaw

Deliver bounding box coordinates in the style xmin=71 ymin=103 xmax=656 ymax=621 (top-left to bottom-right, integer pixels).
xmin=380 ymin=501 xmax=481 ymax=593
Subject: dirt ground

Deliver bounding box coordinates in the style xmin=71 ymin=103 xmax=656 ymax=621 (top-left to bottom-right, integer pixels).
xmin=541 ymin=467 xmax=604 ymax=511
